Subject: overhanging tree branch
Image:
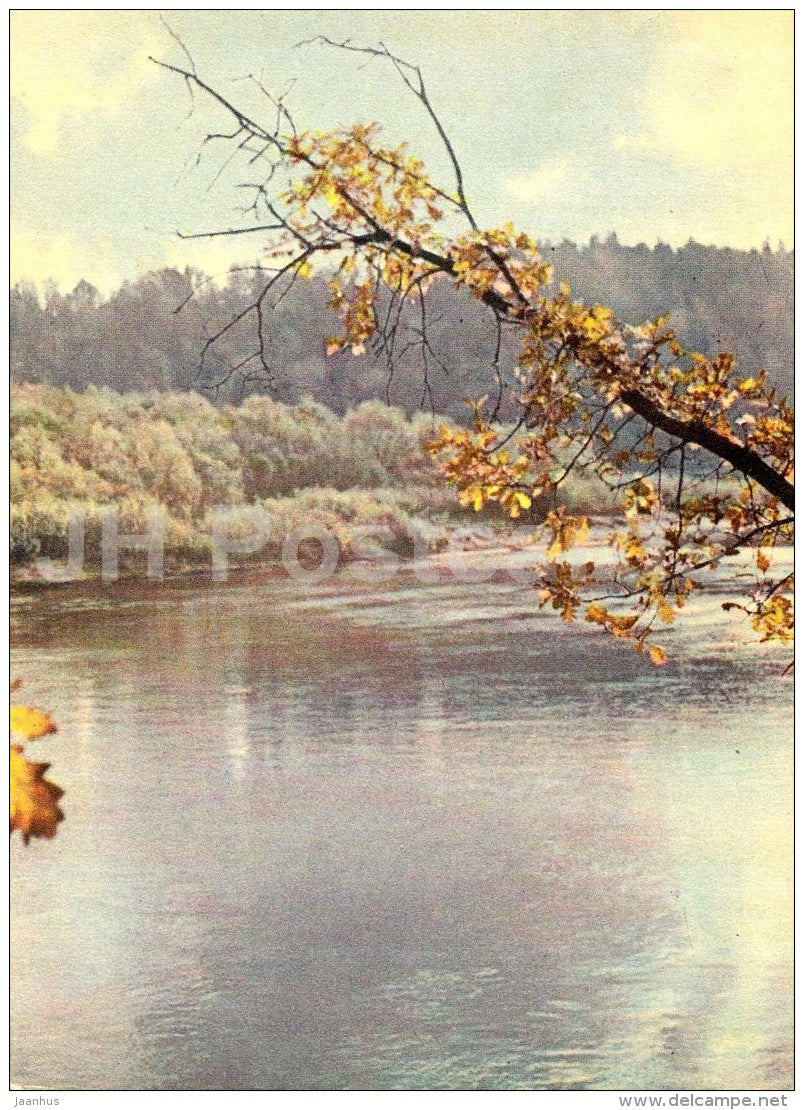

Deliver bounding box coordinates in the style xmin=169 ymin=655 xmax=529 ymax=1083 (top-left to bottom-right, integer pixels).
xmin=153 ymin=35 xmax=794 ymax=658
xmin=618 ymin=388 xmax=795 ymax=511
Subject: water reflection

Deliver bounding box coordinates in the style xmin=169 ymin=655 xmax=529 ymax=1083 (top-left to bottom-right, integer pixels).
xmin=10 ymin=564 xmax=792 ymax=1090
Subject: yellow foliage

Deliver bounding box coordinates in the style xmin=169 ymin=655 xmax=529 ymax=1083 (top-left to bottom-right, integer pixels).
xmin=10 ymin=746 xmax=64 ymax=844
xmin=752 ymin=594 xmax=794 ymax=643
xmin=10 ymin=704 xmax=57 ymax=740
xmin=585 ymin=602 xmax=639 ymax=639
xmin=648 ymin=645 xmax=668 ymax=667
xmin=10 ymin=684 xmax=63 ymax=845
xmin=545 ymin=510 xmax=589 ymax=559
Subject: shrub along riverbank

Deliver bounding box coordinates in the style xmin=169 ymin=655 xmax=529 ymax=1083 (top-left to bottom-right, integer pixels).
xmin=10 ymin=382 xmax=615 ymax=576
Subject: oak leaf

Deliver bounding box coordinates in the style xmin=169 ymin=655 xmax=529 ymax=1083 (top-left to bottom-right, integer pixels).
xmin=10 ymin=746 xmax=64 ymax=843
xmin=10 ymin=705 xmax=57 ymax=741
xmin=648 ymin=645 xmax=668 ymax=667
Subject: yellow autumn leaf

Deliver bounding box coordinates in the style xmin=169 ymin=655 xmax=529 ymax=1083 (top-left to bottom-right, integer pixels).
xmin=756 ymin=549 xmax=770 ymax=573
xmin=648 ymin=645 xmax=668 ymax=667
xmin=610 ymin=613 xmax=639 ymax=635
xmin=656 ymin=596 xmax=676 ymax=624
xmin=10 ymin=705 xmax=57 ymax=741
xmin=10 ymin=746 xmax=64 ymax=844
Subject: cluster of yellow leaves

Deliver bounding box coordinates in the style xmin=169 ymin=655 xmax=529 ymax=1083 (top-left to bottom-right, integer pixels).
xmin=325 ymin=277 xmax=376 ymax=356
xmin=586 ymin=603 xmax=638 ymax=638
xmin=534 ymin=557 xmax=669 ymax=674
xmin=277 ymin=128 xmax=573 ymax=368
xmin=536 ymin=559 xmax=595 ymax=623
xmin=10 ymin=682 xmax=63 ymax=844
xmin=543 ymin=508 xmax=589 ymax=558
xmin=751 ymin=593 xmax=794 ymax=644
xmin=426 ymin=411 xmax=534 ymax=518
xmin=448 ymin=227 xmax=552 ymax=303
xmin=586 ymin=605 xmax=667 ymax=665
xmin=750 ymin=401 xmax=795 ymax=467
xmin=623 ymin=478 xmax=658 ymax=518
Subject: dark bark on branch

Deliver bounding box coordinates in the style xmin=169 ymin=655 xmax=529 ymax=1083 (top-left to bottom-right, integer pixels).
xmin=619 ymin=388 xmax=795 ymax=511
xmin=355 ymin=230 xmax=514 ymax=316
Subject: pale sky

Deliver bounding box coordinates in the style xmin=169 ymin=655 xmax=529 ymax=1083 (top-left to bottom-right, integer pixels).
xmin=10 ymin=9 xmax=794 ymax=293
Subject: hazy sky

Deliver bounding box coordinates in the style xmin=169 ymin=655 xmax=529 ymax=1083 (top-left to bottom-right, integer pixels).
xmin=10 ymin=9 xmax=793 ymax=293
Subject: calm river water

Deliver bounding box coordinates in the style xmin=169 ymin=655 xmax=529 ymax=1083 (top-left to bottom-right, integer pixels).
xmin=10 ymin=549 xmax=792 ymax=1090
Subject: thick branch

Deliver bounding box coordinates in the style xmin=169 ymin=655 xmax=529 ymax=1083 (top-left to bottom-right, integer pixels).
xmin=619 ymin=387 xmax=795 ymax=511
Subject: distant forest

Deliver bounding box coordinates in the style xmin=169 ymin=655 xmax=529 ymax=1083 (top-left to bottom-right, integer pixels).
xmin=11 ymin=237 xmax=793 ymax=418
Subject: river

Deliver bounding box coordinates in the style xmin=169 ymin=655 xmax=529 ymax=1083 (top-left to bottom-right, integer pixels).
xmin=10 ymin=547 xmax=793 ymax=1090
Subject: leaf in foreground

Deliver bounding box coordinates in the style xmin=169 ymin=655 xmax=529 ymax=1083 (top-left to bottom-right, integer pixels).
xmin=10 ymin=745 xmax=64 ymax=843
xmin=10 ymin=704 xmax=58 ymax=741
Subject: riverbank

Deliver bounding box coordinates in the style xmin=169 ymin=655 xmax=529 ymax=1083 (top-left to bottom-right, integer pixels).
xmin=11 ymin=382 xmax=615 ymax=578
xmin=9 ymin=516 xmax=536 ymax=587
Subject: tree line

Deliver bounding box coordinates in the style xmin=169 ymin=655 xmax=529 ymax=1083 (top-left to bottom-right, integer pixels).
xmin=11 ymin=236 xmax=792 ymax=417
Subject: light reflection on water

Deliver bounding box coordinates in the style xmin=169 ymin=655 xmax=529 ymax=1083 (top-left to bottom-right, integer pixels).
xmin=10 ymin=558 xmax=792 ymax=1090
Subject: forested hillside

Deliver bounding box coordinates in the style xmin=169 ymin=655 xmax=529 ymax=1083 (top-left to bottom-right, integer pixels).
xmin=11 ymin=238 xmax=792 ymax=416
